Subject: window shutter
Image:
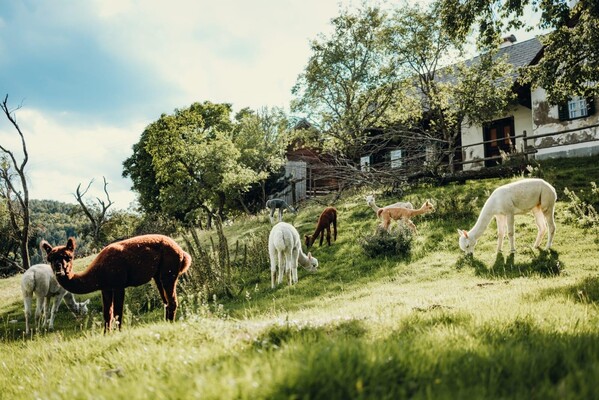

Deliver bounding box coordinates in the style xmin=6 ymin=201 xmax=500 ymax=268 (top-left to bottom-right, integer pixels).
xmin=587 ymin=97 xmax=596 ymax=116
xmin=557 ymin=102 xmax=569 ymax=121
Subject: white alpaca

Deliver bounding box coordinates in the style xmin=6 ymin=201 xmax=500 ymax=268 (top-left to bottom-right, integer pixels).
xmin=458 ymin=178 xmax=557 ymax=255
xmin=268 ymin=222 xmax=318 ymax=288
xmin=21 ymin=264 xmax=90 ymax=334
xmin=366 ymin=195 xmax=413 ymax=217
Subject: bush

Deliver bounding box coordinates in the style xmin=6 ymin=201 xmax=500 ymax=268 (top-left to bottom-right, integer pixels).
xmin=360 ymin=225 xmax=413 ymax=259
xmin=563 ymin=183 xmax=599 ymax=230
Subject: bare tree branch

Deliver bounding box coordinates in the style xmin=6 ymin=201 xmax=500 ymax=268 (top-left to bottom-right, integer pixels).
xmin=74 ymin=176 xmax=114 ymax=246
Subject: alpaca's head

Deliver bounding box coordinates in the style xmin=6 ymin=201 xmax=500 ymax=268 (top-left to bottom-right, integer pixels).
xmin=421 ymin=200 xmax=435 ymax=213
xmin=306 ymin=252 xmax=318 ymax=271
xmin=305 ymin=234 xmax=314 ymax=248
xmin=76 ymin=299 xmax=91 ymax=315
xmin=457 ymin=229 xmax=476 ymax=254
xmin=41 ymin=237 xmax=76 ymax=277
xmin=365 ymin=195 xmax=375 ymax=206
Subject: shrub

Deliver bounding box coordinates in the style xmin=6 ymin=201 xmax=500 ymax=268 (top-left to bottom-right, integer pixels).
xmin=563 ymin=183 xmax=599 ymax=230
xmin=360 ymin=225 xmax=413 ymax=259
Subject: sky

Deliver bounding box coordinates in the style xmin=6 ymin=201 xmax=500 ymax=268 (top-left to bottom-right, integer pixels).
xmin=0 ymin=0 xmax=542 ymax=211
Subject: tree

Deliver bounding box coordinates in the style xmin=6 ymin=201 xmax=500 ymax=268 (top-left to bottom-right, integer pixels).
xmin=0 ymin=95 xmax=31 ymax=270
xmin=123 ymin=101 xmax=262 ymax=227
xmin=439 ymin=0 xmax=599 ymax=104
xmin=291 ymin=5 xmax=402 ymax=160
xmin=384 ymin=2 xmax=515 ymax=172
xmin=74 ymin=177 xmax=114 ymax=247
xmin=233 ymin=107 xmax=287 ymax=212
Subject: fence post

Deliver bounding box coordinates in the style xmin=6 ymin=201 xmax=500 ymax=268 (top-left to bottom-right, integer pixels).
xmin=522 ymin=130 xmax=528 ymax=161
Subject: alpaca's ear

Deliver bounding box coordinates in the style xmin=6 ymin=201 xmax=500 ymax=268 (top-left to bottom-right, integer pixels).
xmin=40 ymin=240 xmax=53 ymax=255
xmin=66 ymin=237 xmax=76 ymax=251
xmin=457 ymin=229 xmax=469 ymax=238
xmin=82 ymin=299 xmax=91 ymax=305
xmin=307 ymin=252 xmax=312 ymax=260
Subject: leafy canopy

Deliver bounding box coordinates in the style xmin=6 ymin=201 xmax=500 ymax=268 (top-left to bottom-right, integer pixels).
xmin=440 ymin=0 xmax=599 ymax=103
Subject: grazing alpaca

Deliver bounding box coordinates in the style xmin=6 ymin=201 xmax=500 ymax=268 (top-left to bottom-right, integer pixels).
xmin=269 ymin=222 xmax=318 ymax=288
xmin=21 ymin=263 xmax=90 ymax=334
xmin=378 ymin=200 xmax=435 ymax=233
xmin=366 ymin=195 xmax=413 ymax=217
xmin=266 ymin=198 xmax=297 ymax=224
xmin=458 ymin=178 xmax=557 ymax=254
xmin=41 ymin=234 xmax=191 ymax=332
xmin=304 ymin=207 xmax=337 ymax=248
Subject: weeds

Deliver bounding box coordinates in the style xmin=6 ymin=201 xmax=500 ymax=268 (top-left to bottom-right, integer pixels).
xmin=360 ymin=225 xmax=413 ymax=259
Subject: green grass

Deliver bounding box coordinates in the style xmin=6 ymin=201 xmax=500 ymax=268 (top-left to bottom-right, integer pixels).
xmin=1 ymin=155 xmax=598 ymax=399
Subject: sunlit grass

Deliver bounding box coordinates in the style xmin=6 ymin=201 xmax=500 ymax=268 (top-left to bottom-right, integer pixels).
xmin=1 ymin=156 xmax=598 ymax=398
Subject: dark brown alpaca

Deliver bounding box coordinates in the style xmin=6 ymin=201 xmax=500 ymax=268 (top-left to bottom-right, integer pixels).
xmin=305 ymin=207 xmax=337 ymax=248
xmin=41 ymin=234 xmax=191 ymax=332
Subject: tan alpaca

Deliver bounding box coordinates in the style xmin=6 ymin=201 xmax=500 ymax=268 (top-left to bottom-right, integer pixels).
xmin=377 ymin=200 xmax=435 ymax=233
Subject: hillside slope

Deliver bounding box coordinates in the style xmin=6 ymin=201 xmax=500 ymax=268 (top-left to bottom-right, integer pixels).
xmin=0 ymin=156 xmax=598 ymax=399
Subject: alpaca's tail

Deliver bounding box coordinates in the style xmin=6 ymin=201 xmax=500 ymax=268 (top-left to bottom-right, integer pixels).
xmin=180 ymin=252 xmax=192 ymax=275
xmin=376 ymin=209 xmax=384 ymax=218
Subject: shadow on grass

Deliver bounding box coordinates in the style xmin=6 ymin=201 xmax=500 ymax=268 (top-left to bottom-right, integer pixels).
xmin=531 ymin=275 xmax=599 ymax=305
xmin=259 ymin=313 xmax=599 ymax=400
xmin=455 ymin=249 xmax=563 ymax=279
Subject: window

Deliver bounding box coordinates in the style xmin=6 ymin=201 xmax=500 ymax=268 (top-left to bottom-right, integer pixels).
xmin=568 ymin=96 xmax=588 ymax=118
xmin=360 ymin=155 xmax=371 ymax=171
xmin=390 ymin=149 xmax=402 ymax=168
xmin=559 ymin=96 xmax=596 ymax=121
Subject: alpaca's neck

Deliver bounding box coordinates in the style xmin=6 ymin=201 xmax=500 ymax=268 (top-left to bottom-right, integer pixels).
xmin=55 ymin=271 xmax=100 ymax=295
xmin=368 ymin=201 xmax=380 ymax=213
xmin=407 ymin=205 xmax=430 ymax=217
xmin=469 ymin=202 xmax=495 ymax=240
xmin=62 ymin=292 xmax=79 ymax=311
xmin=298 ymin=251 xmax=311 ymax=268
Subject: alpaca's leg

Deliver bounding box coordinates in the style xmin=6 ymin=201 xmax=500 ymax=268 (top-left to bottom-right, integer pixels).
xmin=405 ymin=219 xmax=417 ymax=234
xmin=35 ymin=296 xmax=45 ymax=330
xmin=495 ymin=215 xmax=507 ymax=252
xmin=277 ymin=251 xmax=286 ymax=285
xmin=278 ymin=208 xmax=283 ymax=222
xmin=544 ymin=205 xmax=556 ymax=249
xmin=154 ymin=275 xmax=169 ymax=315
xmin=506 ymin=214 xmax=516 ymax=253
xmin=333 ymin=218 xmax=337 ymax=241
xmin=532 ymin=207 xmax=547 ymax=248
xmin=23 ymin=295 xmax=32 ymax=334
xmin=293 ymin=247 xmax=300 ymax=284
xmin=284 ymin=251 xmax=295 ymax=285
xmin=101 ymin=290 xmax=115 ymax=332
xmin=48 ymin=293 xmax=65 ymax=331
xmin=159 ymin=274 xmax=179 ymax=321
xmin=113 ymin=288 xmax=126 ymax=329
xmin=269 ymin=207 xmax=275 ymax=224
xmin=325 ymin=226 xmax=331 ymax=246
xmin=269 ymin=249 xmax=278 ymax=288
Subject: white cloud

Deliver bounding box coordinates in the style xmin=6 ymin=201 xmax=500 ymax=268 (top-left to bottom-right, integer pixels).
xmin=0 ymin=107 xmax=143 ymax=209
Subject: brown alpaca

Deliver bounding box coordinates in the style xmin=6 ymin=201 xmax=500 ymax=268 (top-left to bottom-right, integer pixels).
xmin=41 ymin=234 xmax=191 ymax=332
xmin=378 ymin=200 xmax=434 ymax=233
xmin=305 ymin=207 xmax=337 ymax=248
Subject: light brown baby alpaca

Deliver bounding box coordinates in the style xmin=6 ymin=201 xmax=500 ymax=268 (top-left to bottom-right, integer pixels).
xmin=377 ymin=200 xmax=434 ymax=233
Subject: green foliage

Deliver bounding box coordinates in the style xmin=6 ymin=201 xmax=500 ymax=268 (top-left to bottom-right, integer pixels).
xmin=563 ymin=183 xmax=599 ymax=231
xmin=440 ymin=0 xmax=599 ymax=103
xmin=124 ymin=101 xmax=288 ymax=223
xmin=360 ymin=225 xmax=413 ymax=259
xmin=291 ymin=5 xmax=401 ymax=159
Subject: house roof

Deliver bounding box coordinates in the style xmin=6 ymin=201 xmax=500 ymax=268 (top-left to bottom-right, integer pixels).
xmin=436 ymin=36 xmax=543 ymax=84
xmin=494 ymin=36 xmax=543 ymax=70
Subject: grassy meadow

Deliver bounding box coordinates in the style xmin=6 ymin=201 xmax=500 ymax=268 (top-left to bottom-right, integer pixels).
xmin=0 ymin=156 xmax=598 ymax=399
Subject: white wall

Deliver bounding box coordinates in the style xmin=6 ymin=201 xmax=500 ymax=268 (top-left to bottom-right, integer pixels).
xmin=531 ymin=87 xmax=599 ymax=159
